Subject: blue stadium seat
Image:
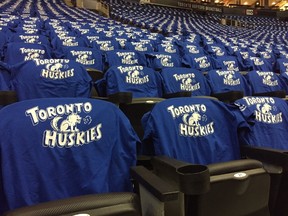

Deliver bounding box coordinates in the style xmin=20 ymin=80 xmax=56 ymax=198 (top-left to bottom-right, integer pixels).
xmin=0 ymin=97 xmax=139 ymax=214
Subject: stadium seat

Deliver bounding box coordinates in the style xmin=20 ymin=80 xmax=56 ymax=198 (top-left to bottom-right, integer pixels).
xmin=63 ymin=46 xmax=104 ymax=72
xmin=146 ymin=52 xmax=182 ymax=71
xmin=3 ymin=42 xmax=53 ymax=66
xmin=95 ymin=65 xmax=163 ymax=98
xmin=244 ymin=71 xmax=287 ymax=98
xmin=0 ymin=97 xmax=139 ymax=214
xmin=9 ymin=59 xmax=93 ymax=100
xmin=160 ymin=67 xmax=211 ymax=97
xmin=234 ymin=96 xmax=288 ymax=216
xmin=206 ymin=70 xmax=251 ymax=103
xmin=133 ymin=97 xmax=271 ymax=216
xmin=182 ymin=53 xmax=216 ymax=72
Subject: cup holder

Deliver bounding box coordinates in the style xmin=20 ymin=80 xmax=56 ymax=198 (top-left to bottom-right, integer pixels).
xmin=177 ymin=164 xmax=210 ymax=195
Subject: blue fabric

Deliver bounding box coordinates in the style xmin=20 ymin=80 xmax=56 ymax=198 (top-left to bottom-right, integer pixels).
xmin=0 ymin=62 xmax=11 ymax=90
xmin=182 ymin=53 xmax=215 ymax=72
xmin=64 ymin=46 xmax=104 ymax=71
xmin=146 ymin=52 xmax=182 ymax=71
xmin=275 ymin=58 xmax=288 ymax=74
xmin=244 ymin=70 xmax=287 ymax=95
xmin=105 ymin=50 xmax=147 ymax=68
xmin=10 ymin=59 xmax=92 ymax=100
xmin=97 ymin=65 xmax=163 ymax=98
xmin=206 ymin=70 xmax=252 ymax=96
xmin=141 ymin=97 xmax=245 ymax=165
xmin=160 ymin=67 xmax=211 ymax=96
xmin=234 ymin=96 xmax=288 ymax=149
xmin=3 ymin=42 xmax=53 ymax=66
xmin=213 ymin=55 xmax=240 ymax=71
xmin=0 ymin=97 xmax=138 ymax=213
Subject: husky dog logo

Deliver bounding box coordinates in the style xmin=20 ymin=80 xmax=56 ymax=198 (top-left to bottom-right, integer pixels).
xmin=27 ymin=52 xmax=40 ymax=59
xmin=188 ymin=45 xmax=199 ymax=54
xmin=160 ymin=56 xmax=173 ymax=67
xmin=46 ymin=63 xmax=63 ymax=72
xmin=199 ymin=58 xmax=210 ymax=69
xmin=79 ymin=54 xmax=89 ymax=60
xmin=128 ymin=70 xmax=140 ymax=78
xmin=240 ymin=52 xmax=249 ymax=59
xmin=222 ymin=72 xmax=240 ymax=86
xmin=224 ymin=73 xmax=234 ymax=81
xmin=26 ymin=38 xmax=36 ymax=43
xmin=251 ymin=57 xmax=264 ymax=66
xmin=135 ymin=43 xmax=146 ymax=52
xmin=212 ymin=46 xmax=224 ymax=56
xmin=262 ymin=52 xmax=271 ymax=59
xmin=122 ymin=54 xmax=137 ymax=65
xmin=225 ymin=61 xmax=238 ymax=71
xmin=262 ymin=74 xmax=278 ymax=86
xmin=100 ymin=42 xmax=112 ymax=51
xmin=51 ymin=113 xmax=81 ymax=132
xmin=182 ymin=78 xmax=192 ymax=85
xmin=256 ymin=103 xmax=272 ymax=114
xmin=164 ymin=44 xmax=176 ymax=53
xmin=182 ymin=113 xmax=201 ymax=126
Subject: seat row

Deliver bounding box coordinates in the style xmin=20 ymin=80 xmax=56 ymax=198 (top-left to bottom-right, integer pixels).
xmin=1 ymin=95 xmax=288 ymax=216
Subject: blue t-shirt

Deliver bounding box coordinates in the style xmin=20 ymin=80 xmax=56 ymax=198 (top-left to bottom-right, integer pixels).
xmin=64 ymin=46 xmax=104 ymax=72
xmin=206 ymin=70 xmax=252 ymax=96
xmin=10 ymin=59 xmax=92 ymax=100
xmin=97 ymin=65 xmax=163 ymax=98
xmin=234 ymin=96 xmax=288 ymax=149
xmin=182 ymin=53 xmax=215 ymax=72
xmin=146 ymin=52 xmax=182 ymax=71
xmin=0 ymin=97 xmax=138 ymax=213
xmin=105 ymin=50 xmax=147 ymax=68
xmin=245 ymin=70 xmax=287 ymax=95
xmin=160 ymin=67 xmax=211 ymax=96
xmin=141 ymin=97 xmax=246 ymax=164
xmin=3 ymin=42 xmax=53 ymax=66
xmin=275 ymin=58 xmax=288 ymax=74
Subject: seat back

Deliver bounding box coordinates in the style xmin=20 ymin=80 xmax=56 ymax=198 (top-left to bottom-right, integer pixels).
xmin=141 ymin=97 xmax=243 ymax=164
xmin=161 ymin=67 xmax=211 ymax=97
xmin=206 ymin=70 xmax=251 ymax=102
xmin=244 ymin=71 xmax=287 ymax=97
xmin=0 ymin=98 xmax=139 ymax=214
xmin=235 ymin=96 xmax=288 ymax=215
xmin=3 ymin=42 xmax=53 ymax=66
xmin=9 ymin=59 xmax=92 ymax=100
xmin=96 ymin=65 xmax=163 ymax=98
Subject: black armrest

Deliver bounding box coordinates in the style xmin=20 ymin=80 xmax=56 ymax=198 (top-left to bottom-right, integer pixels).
xmin=211 ymin=91 xmax=244 ymax=103
xmin=86 ymin=68 xmax=104 ymax=82
xmin=241 ymin=145 xmax=288 ymax=170
xmin=163 ymin=91 xmax=192 ymax=99
xmin=152 ymin=156 xmax=210 ymax=195
xmin=3 ymin=193 xmax=141 ymax=216
xmin=108 ymin=92 xmax=133 ymax=104
xmin=252 ymin=90 xmax=286 ymax=98
xmin=130 ymin=166 xmax=179 ymax=202
xmin=0 ymin=91 xmax=18 ymax=106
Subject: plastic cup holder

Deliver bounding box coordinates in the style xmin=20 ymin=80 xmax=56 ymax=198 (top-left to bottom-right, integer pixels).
xmin=177 ymin=164 xmax=210 ymax=195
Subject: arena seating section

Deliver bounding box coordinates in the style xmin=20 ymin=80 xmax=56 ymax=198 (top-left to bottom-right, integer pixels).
xmin=1 ymin=0 xmax=288 ymax=215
